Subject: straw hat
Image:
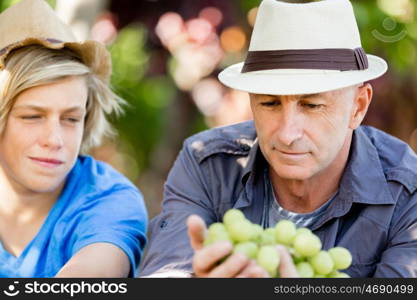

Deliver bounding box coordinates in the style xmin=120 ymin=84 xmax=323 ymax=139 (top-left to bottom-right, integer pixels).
xmin=218 ymin=0 xmax=388 ymax=95
xmin=0 ymin=0 xmax=111 ymax=82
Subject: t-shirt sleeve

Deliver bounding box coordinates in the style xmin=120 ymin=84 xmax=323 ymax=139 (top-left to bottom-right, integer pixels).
xmin=69 ymin=187 xmax=148 ymax=277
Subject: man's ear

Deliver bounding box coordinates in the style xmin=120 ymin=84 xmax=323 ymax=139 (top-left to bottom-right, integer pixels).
xmin=349 ymin=83 xmax=373 ymax=130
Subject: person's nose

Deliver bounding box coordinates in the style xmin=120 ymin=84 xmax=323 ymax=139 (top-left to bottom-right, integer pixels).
xmin=40 ymin=118 xmax=64 ymax=150
xmin=276 ymin=103 xmax=304 ymax=147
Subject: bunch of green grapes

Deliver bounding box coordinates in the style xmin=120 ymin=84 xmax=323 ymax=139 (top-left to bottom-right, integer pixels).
xmin=203 ymin=209 xmax=352 ymax=278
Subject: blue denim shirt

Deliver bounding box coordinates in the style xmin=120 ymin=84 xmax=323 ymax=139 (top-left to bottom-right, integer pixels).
xmin=140 ymin=121 xmax=417 ymax=277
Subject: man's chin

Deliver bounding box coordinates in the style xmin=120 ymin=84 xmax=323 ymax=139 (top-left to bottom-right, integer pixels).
xmin=273 ymin=166 xmax=315 ymax=181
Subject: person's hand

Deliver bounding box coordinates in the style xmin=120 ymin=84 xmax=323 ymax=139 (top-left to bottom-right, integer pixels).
xmin=275 ymin=245 xmax=299 ymax=277
xmin=187 ymin=214 xmax=267 ymax=277
xmin=186 ymin=214 xmax=299 ymax=278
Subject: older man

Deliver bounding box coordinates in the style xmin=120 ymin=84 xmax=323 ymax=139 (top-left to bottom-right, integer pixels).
xmin=140 ymin=0 xmax=417 ymax=277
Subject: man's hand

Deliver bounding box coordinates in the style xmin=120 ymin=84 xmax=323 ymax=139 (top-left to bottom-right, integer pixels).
xmin=187 ymin=214 xmax=299 ymax=278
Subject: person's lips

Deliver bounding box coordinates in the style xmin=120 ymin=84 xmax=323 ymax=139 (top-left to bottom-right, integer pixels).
xmin=277 ymin=150 xmax=309 ymax=160
xmin=29 ymin=157 xmax=64 ymax=168
xmin=279 ymin=151 xmax=308 ymax=155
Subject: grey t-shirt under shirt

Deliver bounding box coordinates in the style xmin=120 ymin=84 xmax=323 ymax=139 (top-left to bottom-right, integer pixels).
xmin=268 ymin=181 xmax=337 ymax=229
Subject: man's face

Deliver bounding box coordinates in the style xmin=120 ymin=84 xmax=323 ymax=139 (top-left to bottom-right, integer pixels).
xmin=250 ymin=86 xmax=360 ymax=181
xmin=0 ymin=76 xmax=88 ymax=194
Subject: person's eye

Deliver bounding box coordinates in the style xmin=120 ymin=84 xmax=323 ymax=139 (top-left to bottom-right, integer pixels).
xmin=64 ymin=117 xmax=81 ymax=123
xmin=302 ymin=103 xmax=324 ymax=109
xmin=21 ymin=115 xmax=41 ymax=120
xmin=261 ymin=100 xmax=280 ymax=107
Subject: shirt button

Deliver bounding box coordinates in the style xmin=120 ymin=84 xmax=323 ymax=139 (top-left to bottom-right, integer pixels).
xmin=240 ymin=144 xmax=251 ymax=152
xmin=160 ymin=220 xmax=168 ymax=229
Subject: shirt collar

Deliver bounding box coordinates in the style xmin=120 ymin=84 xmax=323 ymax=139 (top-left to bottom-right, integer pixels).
xmin=241 ymin=138 xmax=261 ymax=186
xmin=338 ymin=127 xmax=396 ymax=205
xmin=235 ymin=139 xmax=267 ymax=212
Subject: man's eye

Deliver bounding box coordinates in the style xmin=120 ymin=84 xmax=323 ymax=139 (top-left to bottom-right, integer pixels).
xmin=303 ymin=103 xmax=323 ymax=109
xmin=261 ymin=101 xmax=279 ymax=107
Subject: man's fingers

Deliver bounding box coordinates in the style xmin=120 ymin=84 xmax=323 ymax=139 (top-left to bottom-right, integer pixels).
xmin=193 ymin=241 xmax=233 ymax=276
xmin=236 ymin=260 xmax=269 ymax=278
xmin=187 ymin=214 xmax=207 ymax=250
xmin=208 ymin=253 xmax=249 ymax=278
xmin=277 ymin=245 xmax=299 ymax=278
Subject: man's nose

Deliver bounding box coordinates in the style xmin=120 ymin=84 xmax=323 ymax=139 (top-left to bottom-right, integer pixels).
xmin=276 ymin=104 xmax=304 ymax=147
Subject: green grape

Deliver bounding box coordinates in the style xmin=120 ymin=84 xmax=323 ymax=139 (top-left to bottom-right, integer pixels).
xmin=252 ymin=224 xmax=264 ymax=242
xmin=309 ymin=251 xmax=334 ymax=275
xmin=257 ymin=245 xmax=280 ymax=277
xmin=208 ymin=222 xmax=227 ymax=234
xmin=233 ymin=241 xmax=258 ymax=259
xmin=275 ymin=220 xmax=297 ymax=245
xmin=223 ymin=209 xmax=245 ymax=227
xmin=260 ymin=228 xmax=276 ymax=245
xmin=296 ymin=227 xmax=312 ymax=236
xmin=328 ymin=247 xmax=352 ymax=270
xmin=204 ymin=229 xmax=231 ymax=246
xmin=227 ymin=219 xmax=256 ymax=243
xmin=290 ymin=247 xmax=305 ymax=264
xmin=293 ymin=232 xmax=322 ymax=257
xmin=328 ymin=271 xmax=351 ymax=278
xmin=296 ymin=262 xmax=314 ymax=278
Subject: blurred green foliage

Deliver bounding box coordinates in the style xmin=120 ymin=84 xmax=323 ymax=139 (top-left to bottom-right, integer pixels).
xmin=109 ymin=24 xmax=177 ymax=179
xmin=240 ymin=0 xmax=262 ymax=12
xmin=354 ymin=1 xmax=417 ymax=75
xmin=0 ymin=0 xmax=55 ymax=11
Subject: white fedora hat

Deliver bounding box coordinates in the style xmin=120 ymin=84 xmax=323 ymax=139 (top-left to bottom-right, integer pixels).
xmin=218 ymin=0 xmax=388 ymax=95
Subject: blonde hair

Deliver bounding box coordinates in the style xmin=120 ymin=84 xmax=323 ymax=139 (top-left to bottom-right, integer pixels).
xmin=0 ymin=45 xmax=125 ymax=153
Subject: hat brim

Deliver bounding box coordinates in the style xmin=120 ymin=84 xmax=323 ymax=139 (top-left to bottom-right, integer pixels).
xmin=218 ymin=54 xmax=387 ymax=95
xmin=0 ymin=38 xmax=111 ymax=83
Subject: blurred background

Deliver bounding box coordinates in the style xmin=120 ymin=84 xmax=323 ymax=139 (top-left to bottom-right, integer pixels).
xmin=1 ymin=0 xmax=416 ymax=219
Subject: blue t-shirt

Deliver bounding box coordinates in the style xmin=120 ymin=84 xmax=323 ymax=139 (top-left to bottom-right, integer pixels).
xmin=0 ymin=155 xmax=148 ymax=278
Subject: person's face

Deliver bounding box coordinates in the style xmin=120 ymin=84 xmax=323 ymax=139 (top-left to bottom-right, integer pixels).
xmin=0 ymin=76 xmax=88 ymax=194
xmin=250 ymin=85 xmax=371 ymax=181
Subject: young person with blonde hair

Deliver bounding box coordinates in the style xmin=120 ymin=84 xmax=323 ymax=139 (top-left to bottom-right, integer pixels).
xmin=0 ymin=0 xmax=147 ymax=277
